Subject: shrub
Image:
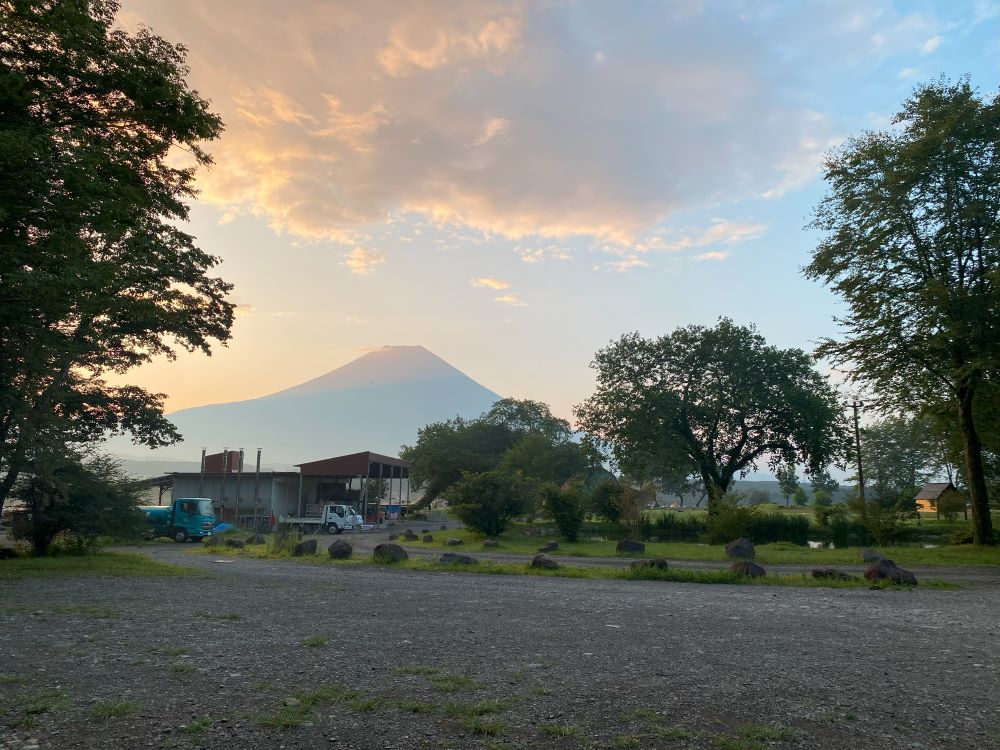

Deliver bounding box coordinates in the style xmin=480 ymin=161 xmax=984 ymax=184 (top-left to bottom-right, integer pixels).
xmin=650 ymin=512 xmax=707 ymax=542
xmin=746 ymin=513 xmax=809 ymax=545
xmin=589 ymin=479 xmax=621 ymax=523
xmin=542 ymin=484 xmax=587 ymax=542
xmin=701 ymin=493 xmax=757 ymax=544
xmin=445 ymin=471 xmax=538 ymax=536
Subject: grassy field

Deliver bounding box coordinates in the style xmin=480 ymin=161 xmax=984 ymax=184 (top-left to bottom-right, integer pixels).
xmin=407 ymin=527 xmax=1000 ymax=567
xmin=0 ymin=551 xmax=198 ymax=580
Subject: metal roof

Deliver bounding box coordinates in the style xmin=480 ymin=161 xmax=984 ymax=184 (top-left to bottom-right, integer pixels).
xmin=295 ymin=451 xmax=410 ymax=478
xmin=915 ymin=482 xmax=956 ymax=500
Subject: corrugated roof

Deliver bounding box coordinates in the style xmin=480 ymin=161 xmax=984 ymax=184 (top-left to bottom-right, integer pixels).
xmin=915 ymin=482 xmax=956 ymax=500
xmin=295 ymin=451 xmax=410 ymax=477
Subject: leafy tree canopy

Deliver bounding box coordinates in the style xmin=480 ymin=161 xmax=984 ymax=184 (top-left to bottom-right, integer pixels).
xmin=775 ymin=463 xmax=799 ymax=504
xmin=444 ymin=470 xmax=538 ymax=537
xmin=575 ymin=318 xmax=847 ymax=513
xmin=861 ymin=414 xmax=940 ymax=511
xmin=0 ymin=0 xmax=231 ymax=511
xmin=805 ymin=78 xmax=999 ymax=543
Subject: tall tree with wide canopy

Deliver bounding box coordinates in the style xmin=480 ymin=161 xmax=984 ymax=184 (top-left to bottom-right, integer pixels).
xmin=575 ymin=319 xmax=846 ymax=513
xmin=805 ymin=78 xmax=1000 ymax=544
xmin=0 ymin=1 xmax=231 ymax=512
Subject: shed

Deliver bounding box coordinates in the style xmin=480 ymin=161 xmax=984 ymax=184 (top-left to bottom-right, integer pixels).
xmin=914 ymin=482 xmax=965 ymax=517
xmin=294 ymin=451 xmax=411 ymax=520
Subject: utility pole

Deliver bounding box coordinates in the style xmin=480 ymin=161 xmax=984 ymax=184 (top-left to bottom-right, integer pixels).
xmin=847 ymin=400 xmax=865 ymax=503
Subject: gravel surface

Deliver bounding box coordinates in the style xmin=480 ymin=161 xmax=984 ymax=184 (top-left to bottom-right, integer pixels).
xmin=2 ymin=539 xmax=999 ymax=750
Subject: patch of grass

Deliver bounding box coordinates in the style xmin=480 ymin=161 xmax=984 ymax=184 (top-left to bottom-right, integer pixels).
xmin=394 ymin=665 xmax=441 ymax=676
xmin=348 ymin=696 xmax=380 ymax=712
xmin=0 ymin=674 xmax=27 ymax=685
xmin=531 ymin=686 xmax=552 ymax=696
xmin=179 ymin=716 xmax=213 ymax=734
xmin=393 ymin=699 xmax=438 ymax=714
xmin=429 ymin=672 xmax=485 ymax=693
xmin=460 ymin=717 xmax=506 ymax=736
xmin=301 ymin=635 xmax=329 ymax=648
xmin=539 ymin=724 xmax=582 ymax=737
xmin=739 ymin=724 xmax=795 ymax=742
xmin=653 ymin=726 xmax=697 ymax=740
xmin=169 ymin=663 xmax=197 ymax=675
xmin=611 ymin=735 xmax=640 ymax=748
xmin=91 ymin=700 xmax=139 ymax=720
xmin=159 ymin=646 xmax=187 ymax=657
xmin=17 ymin=689 xmax=68 ymax=718
xmin=442 ymin=698 xmax=518 ymax=717
xmin=256 ymin=686 xmax=358 ymax=728
xmin=193 ymin=610 xmax=242 ymax=621
xmin=0 ymin=552 xmax=197 ymax=580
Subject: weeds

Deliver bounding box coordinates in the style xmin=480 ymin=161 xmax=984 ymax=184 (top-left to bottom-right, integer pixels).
xmin=460 ymin=717 xmax=506 ymax=736
xmin=739 ymin=724 xmax=796 ymax=742
xmin=429 ymin=672 xmax=485 ymax=693
xmin=91 ymin=701 xmax=139 ymax=720
xmin=301 ymin=635 xmax=329 ymax=648
xmin=179 ymin=716 xmax=213 ymax=734
xmin=169 ymin=663 xmax=197 ymax=675
xmin=539 ymin=724 xmax=581 ymax=737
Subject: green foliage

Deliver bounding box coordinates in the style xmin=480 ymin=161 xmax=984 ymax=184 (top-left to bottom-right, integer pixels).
xmin=445 ymin=470 xmax=538 ymax=536
xmin=809 ymin=469 xmax=841 ymax=495
xmin=936 ymin=491 xmax=967 ymax=521
xmin=541 ymin=483 xmax=587 ymax=541
xmin=589 ymin=479 xmax=622 ymax=523
xmin=0 ymin=0 xmax=231 ymax=511
xmin=805 ymin=78 xmax=1000 ymax=544
xmin=650 ymin=511 xmax=707 ymax=542
xmin=11 ymin=451 xmax=146 ymax=555
xmin=401 ymin=398 xmax=586 ymax=503
xmin=701 ymin=493 xmax=758 ymax=544
xmin=700 ymin=494 xmax=810 ymax=545
xmin=792 ymin=486 xmax=809 ymax=506
xmin=576 ymin=319 xmax=846 ymax=513
xmin=775 ymin=463 xmax=799 ymax=505
xmin=847 ymin=494 xmax=907 ymax=546
xmin=812 ymin=489 xmax=833 ymax=508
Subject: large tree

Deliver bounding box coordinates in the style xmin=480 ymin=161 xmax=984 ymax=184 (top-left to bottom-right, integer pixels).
xmin=861 ymin=415 xmax=939 ymax=510
xmin=0 ymin=0 xmax=231 ymax=513
xmin=575 ymin=319 xmax=846 ymax=513
xmin=805 ymin=78 xmax=999 ymax=543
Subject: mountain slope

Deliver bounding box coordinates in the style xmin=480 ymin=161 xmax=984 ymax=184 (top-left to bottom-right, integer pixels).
xmin=113 ymin=346 xmax=502 ymax=466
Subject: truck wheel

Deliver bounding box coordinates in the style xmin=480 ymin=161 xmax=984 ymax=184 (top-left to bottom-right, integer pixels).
xmin=172 ymin=528 xmax=188 ymax=543
xmin=325 ymin=523 xmax=341 ymax=535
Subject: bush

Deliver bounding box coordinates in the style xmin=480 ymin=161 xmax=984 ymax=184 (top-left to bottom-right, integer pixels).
xmin=650 ymin=512 xmax=707 ymax=542
xmin=701 ymin=493 xmax=757 ymax=544
xmin=746 ymin=513 xmax=809 ymax=545
xmin=542 ymin=484 xmax=587 ymax=542
xmin=445 ymin=470 xmax=538 ymax=536
xmin=589 ymin=479 xmax=621 ymax=523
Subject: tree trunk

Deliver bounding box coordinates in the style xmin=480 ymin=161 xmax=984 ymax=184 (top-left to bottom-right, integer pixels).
xmin=957 ymin=384 xmax=994 ymax=545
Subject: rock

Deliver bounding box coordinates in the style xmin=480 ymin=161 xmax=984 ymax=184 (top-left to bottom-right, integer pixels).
xmin=421 ymin=529 xmax=430 ymax=534
xmin=372 ymin=543 xmax=408 ymax=564
xmin=482 ymin=539 xmax=499 ymax=548
xmin=445 ymin=538 xmax=464 ymax=546
xmin=859 ymin=548 xmax=885 ymax=562
xmin=327 ymin=540 xmax=353 ymax=559
xmin=439 ymin=552 xmax=478 ymax=565
xmin=631 ymin=558 xmax=669 ymax=571
xmin=422 ymin=534 xmax=433 ymax=542
xmin=247 ymin=534 xmax=266 ymax=545
xmin=725 ymin=538 xmax=755 ymax=559
xmin=864 ymin=559 xmax=918 ymax=585
xmin=403 ymin=530 xmax=418 ymax=540
xmin=440 ymin=524 xmax=448 ymax=530
xmin=283 ymin=697 xmax=301 ymax=707
xmin=531 ymin=554 xmax=559 ymax=570
xmin=812 ymin=568 xmax=854 ymax=581
xmin=293 ymin=539 xmax=318 ymax=557
xmin=538 ymin=541 xmax=559 ymax=553
xmin=224 ymin=538 xmax=245 ymax=549
xmin=616 ymin=538 xmax=645 ymax=554
xmin=731 ymin=560 xmax=766 ymax=578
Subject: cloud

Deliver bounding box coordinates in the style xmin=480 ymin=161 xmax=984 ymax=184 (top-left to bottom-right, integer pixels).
xmin=654 ymin=219 xmax=768 ymax=253
xmin=515 ymin=245 xmax=572 ymax=264
xmin=694 ymin=251 xmax=730 ymax=262
xmin=470 ymin=276 xmax=510 ymax=290
xmin=494 ymin=294 xmax=526 ymax=306
xmin=341 ymin=246 xmax=385 ymax=275
xmin=603 ymin=255 xmax=650 ymax=272
xmin=233 ymin=303 xmax=256 ymax=317
xmin=920 ymin=35 xmax=941 ymax=53
xmin=126 ymin=0 xmax=936 ymax=246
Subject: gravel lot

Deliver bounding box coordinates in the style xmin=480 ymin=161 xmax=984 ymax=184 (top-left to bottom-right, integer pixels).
xmin=2 ymin=540 xmax=999 ymax=750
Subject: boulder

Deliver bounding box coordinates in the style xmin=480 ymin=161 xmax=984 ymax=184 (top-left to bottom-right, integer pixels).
xmin=725 ymin=538 xmax=755 ymax=559
xmin=388 ymin=533 xmax=398 ymax=541
xmin=421 ymin=529 xmax=430 ymax=534
xmin=864 ymin=559 xmax=917 ymax=585
xmin=482 ymin=539 xmax=499 ymax=548
xmin=730 ymin=560 xmax=766 ymax=578
xmin=812 ymin=568 xmax=855 ymax=581
xmin=530 ymin=554 xmax=559 ymax=570
xmin=440 ymin=524 xmax=449 ymax=531
xmin=327 ymin=540 xmax=353 ymax=560
xmin=224 ymin=538 xmax=245 ymax=549
xmin=445 ymin=538 xmax=464 ymax=546
xmin=616 ymin=538 xmax=646 ymax=554
xmin=403 ymin=530 xmax=418 ymax=540
xmin=293 ymin=539 xmax=318 ymax=557
xmin=422 ymin=534 xmax=433 ymax=542
xmin=372 ymin=543 xmax=408 ymax=564
xmin=631 ymin=558 xmax=669 ymax=571
xmin=247 ymin=534 xmax=266 ymax=545
xmin=859 ymin=548 xmax=885 ymax=563
xmin=538 ymin=541 xmax=559 ymax=553
xmin=439 ymin=552 xmax=478 ymax=565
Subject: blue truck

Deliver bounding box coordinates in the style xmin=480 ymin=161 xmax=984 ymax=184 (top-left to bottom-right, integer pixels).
xmin=143 ymin=498 xmax=216 ymax=543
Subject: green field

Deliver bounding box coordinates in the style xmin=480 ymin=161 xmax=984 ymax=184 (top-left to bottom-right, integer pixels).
xmin=0 ymin=552 xmax=198 ymax=580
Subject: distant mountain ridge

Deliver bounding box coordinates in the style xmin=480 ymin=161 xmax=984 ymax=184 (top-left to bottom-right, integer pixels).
xmin=110 ymin=346 xmax=502 ymax=466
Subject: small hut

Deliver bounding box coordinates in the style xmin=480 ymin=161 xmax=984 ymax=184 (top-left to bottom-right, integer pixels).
xmin=914 ymin=482 xmax=965 ymax=518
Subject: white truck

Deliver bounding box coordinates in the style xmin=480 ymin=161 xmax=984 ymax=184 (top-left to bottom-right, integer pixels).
xmin=278 ymin=505 xmax=363 ymax=535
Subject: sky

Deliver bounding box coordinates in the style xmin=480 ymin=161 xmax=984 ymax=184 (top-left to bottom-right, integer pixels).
xmin=115 ymin=0 xmax=999 ymax=424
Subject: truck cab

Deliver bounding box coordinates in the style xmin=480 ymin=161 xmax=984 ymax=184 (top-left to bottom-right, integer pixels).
xmin=323 ymin=504 xmax=363 ymax=535
xmin=143 ymin=498 xmax=216 ymax=543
